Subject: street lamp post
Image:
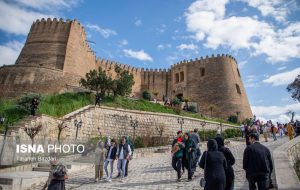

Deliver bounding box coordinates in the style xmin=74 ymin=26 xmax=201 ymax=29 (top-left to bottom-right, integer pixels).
xmin=0 ymin=116 xmax=9 ymax=165
xmin=130 ymin=116 xmax=138 ymax=141
xmin=177 ymin=118 xmax=184 ymax=131
xmin=200 ymin=121 xmax=206 ymax=140
xmin=74 ymin=119 xmax=83 ymax=141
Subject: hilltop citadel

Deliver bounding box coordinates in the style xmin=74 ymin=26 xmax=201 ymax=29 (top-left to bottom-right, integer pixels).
xmin=0 ymin=18 xmax=252 ymax=120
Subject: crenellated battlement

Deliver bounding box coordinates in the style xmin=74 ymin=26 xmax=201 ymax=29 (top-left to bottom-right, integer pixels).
xmin=170 ymin=54 xmax=238 ymax=69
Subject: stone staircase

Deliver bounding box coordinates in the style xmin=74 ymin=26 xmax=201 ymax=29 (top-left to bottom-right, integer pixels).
xmin=7 ymin=115 xmax=42 ymax=135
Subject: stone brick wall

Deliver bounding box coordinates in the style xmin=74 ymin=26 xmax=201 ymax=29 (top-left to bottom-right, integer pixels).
xmin=273 ymin=136 xmax=300 ymax=189
xmin=9 ymin=105 xmax=238 ymax=144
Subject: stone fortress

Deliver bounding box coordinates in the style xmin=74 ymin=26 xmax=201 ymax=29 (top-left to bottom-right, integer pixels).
xmin=0 ymin=18 xmax=252 ymax=120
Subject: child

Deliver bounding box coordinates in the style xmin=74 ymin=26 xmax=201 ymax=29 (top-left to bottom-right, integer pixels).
xmin=171 ymin=136 xmax=183 ymax=156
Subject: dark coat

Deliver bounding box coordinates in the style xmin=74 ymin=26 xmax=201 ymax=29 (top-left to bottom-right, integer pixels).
xmin=183 ymin=136 xmax=197 ymax=168
xmin=243 ymin=142 xmax=273 ymax=178
xmin=215 ymin=136 xmax=235 ymax=190
xmin=106 ymin=146 xmax=117 ymax=160
xmin=199 ymin=139 xmax=227 ymax=190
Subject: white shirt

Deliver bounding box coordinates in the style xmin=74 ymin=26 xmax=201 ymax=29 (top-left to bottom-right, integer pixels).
xmin=118 ymin=144 xmax=132 ymax=159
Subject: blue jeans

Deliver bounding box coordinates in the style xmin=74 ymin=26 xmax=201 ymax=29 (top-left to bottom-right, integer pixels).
xmin=117 ymin=159 xmax=127 ymax=178
xmin=104 ymin=160 xmax=114 ymax=178
xmin=272 ymin=133 xmax=277 ymax=141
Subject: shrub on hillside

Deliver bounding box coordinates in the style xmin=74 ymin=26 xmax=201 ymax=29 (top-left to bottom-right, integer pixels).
xmin=198 ymin=129 xmax=217 ymax=141
xmin=228 ymin=115 xmax=238 ymax=124
xmin=172 ymin=97 xmax=181 ymax=105
xmin=222 ymin=128 xmax=242 ymax=139
xmin=17 ymin=93 xmax=41 ymax=114
xmin=188 ymin=105 xmax=197 ymax=113
xmin=142 ymin=90 xmax=151 ymax=101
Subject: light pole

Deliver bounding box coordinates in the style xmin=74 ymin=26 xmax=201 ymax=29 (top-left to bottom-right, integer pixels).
xmin=0 ymin=116 xmax=8 ymax=165
xmin=200 ymin=121 xmax=206 ymax=141
xmin=74 ymin=119 xmax=82 ymax=141
xmin=130 ymin=116 xmax=138 ymax=141
xmin=177 ymin=118 xmax=184 ymax=131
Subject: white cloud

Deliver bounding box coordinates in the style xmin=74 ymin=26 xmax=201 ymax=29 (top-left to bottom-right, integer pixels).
xmin=123 ymin=49 xmax=153 ymax=62
xmin=0 ymin=41 xmax=24 ymax=66
xmin=277 ymin=66 xmax=286 ymax=71
xmin=185 ymin=0 xmax=300 ymax=63
xmin=85 ymin=24 xmax=117 ymax=38
xmin=134 ymin=19 xmax=142 ymax=27
xmin=0 ymin=1 xmax=53 ymax=35
xmin=252 ymin=103 xmax=300 ymax=123
xmin=238 ymin=60 xmax=247 ymax=69
xmin=0 ymin=0 xmax=81 ymax=35
xmin=263 ymin=67 xmax=300 ymax=86
xmin=157 ymin=24 xmax=167 ymax=33
xmin=239 ymin=0 xmax=293 ymax=22
xmin=157 ymin=44 xmax=171 ymax=50
xmin=176 ymin=43 xmax=198 ymax=51
xmin=119 ymin=40 xmax=128 ymax=46
xmin=12 ymin=0 xmax=81 ymax=11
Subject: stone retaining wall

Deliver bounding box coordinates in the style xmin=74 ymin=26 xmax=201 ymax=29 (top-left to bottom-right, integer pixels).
xmin=273 ymin=136 xmax=300 ymax=190
xmin=8 ymin=105 xmax=239 ymax=143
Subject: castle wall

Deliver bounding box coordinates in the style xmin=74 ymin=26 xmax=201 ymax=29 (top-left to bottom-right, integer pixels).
xmin=16 ymin=18 xmax=71 ymax=70
xmin=0 ymin=18 xmax=253 ymax=120
xmin=141 ymin=69 xmax=169 ymax=100
xmin=63 ymin=19 xmax=97 ymax=77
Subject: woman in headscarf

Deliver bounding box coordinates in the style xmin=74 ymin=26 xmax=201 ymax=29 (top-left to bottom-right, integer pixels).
xmin=199 ymin=139 xmax=227 ymax=190
xmin=46 ymin=153 xmax=68 ymax=190
xmin=215 ymin=136 xmax=235 ymax=190
xmin=183 ymin=132 xmax=196 ymax=181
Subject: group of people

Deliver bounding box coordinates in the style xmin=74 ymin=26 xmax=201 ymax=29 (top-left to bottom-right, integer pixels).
xmin=172 ymin=124 xmax=278 ymax=190
xmin=171 ymin=129 xmax=236 ymax=190
xmin=94 ymin=136 xmax=134 ymax=182
xmin=241 ymin=119 xmax=300 ymax=145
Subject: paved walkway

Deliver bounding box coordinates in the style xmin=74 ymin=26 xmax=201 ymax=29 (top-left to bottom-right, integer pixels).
xmin=32 ymin=137 xmax=288 ymax=190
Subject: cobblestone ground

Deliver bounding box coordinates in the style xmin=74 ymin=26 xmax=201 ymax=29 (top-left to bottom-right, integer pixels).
xmin=33 ymin=136 xmax=288 ymax=190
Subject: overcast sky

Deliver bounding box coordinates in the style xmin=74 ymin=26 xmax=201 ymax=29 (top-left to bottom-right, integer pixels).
xmin=0 ymin=0 xmax=299 ymax=123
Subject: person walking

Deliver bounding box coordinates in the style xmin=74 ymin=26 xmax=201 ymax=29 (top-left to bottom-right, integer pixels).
xmin=116 ymin=136 xmax=132 ymax=181
xmin=199 ymin=139 xmax=227 ymax=190
xmin=243 ymin=133 xmax=273 ymax=190
xmin=125 ymin=136 xmax=134 ymax=177
xmin=171 ymin=131 xmax=185 ymax=182
xmin=215 ymin=136 xmax=235 ymax=190
xmin=190 ymin=128 xmax=201 ymax=166
xmin=94 ymin=141 xmax=106 ymax=181
xmin=271 ymin=124 xmax=277 ymax=141
xmin=104 ymin=139 xmax=117 ymax=182
xmin=262 ymin=125 xmax=268 ymax=142
xmin=46 ymin=153 xmax=68 ymax=190
xmin=286 ymin=122 xmax=295 ymax=140
xmin=183 ymin=132 xmax=197 ymax=181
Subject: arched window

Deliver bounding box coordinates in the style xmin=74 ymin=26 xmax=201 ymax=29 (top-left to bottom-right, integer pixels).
xmin=180 ymin=72 xmax=184 ymax=82
xmin=236 ymin=84 xmax=241 ymax=94
xmin=200 ymin=68 xmax=205 ymax=77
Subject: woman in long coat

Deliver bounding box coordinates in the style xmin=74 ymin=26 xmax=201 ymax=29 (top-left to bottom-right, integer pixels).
xmin=183 ymin=132 xmax=197 ymax=181
xmin=215 ymin=136 xmax=235 ymax=190
xmin=199 ymin=139 xmax=227 ymax=190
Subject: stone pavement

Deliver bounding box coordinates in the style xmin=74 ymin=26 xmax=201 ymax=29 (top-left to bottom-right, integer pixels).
xmin=31 ymin=136 xmax=288 ymax=190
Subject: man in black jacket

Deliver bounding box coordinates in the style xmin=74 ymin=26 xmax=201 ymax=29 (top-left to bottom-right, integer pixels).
xmin=243 ymin=133 xmax=273 ymax=190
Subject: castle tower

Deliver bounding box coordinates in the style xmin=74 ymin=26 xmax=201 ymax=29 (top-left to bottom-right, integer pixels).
xmin=169 ymin=55 xmax=252 ymax=120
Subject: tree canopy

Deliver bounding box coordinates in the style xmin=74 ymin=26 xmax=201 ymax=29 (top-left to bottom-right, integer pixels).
xmin=287 ymin=74 xmax=300 ymax=102
xmin=79 ymin=66 xmax=134 ymax=100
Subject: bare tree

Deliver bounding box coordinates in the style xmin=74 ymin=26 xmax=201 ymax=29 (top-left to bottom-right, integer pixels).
xmin=57 ymin=120 xmax=68 ymax=145
xmin=155 ymin=123 xmax=165 ymax=145
xmin=286 ymin=110 xmax=295 ymax=123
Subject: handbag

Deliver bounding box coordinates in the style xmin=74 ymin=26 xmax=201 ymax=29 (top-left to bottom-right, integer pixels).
xmin=200 ymin=151 xmax=208 ymax=187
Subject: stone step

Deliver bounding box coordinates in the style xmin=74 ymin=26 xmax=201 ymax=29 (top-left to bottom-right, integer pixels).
xmin=32 ymin=167 xmax=50 ymax=172
xmin=37 ymin=163 xmax=50 ymax=168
